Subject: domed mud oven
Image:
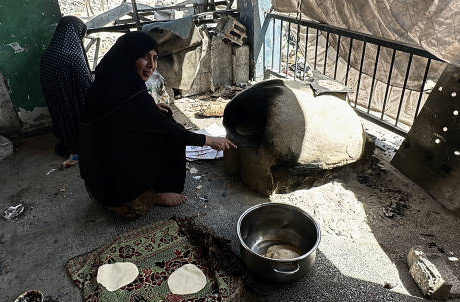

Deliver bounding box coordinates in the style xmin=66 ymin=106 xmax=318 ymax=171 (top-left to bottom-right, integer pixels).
xmin=223 ymin=79 xmax=374 ymax=196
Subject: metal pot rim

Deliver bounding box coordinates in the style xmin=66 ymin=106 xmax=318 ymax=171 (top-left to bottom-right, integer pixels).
xmin=237 ymin=202 xmax=321 ymax=262
xmin=14 ymin=290 xmax=44 ymax=302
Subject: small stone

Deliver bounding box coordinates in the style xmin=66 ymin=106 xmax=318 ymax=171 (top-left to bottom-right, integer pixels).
xmin=448 ymin=257 xmax=459 ymax=262
xmin=383 ymin=207 xmax=395 ymax=218
xmin=190 ymin=167 xmax=198 ymax=174
xmin=407 ymin=246 xmax=459 ymax=300
xmin=196 ymin=185 xmax=202 ymax=190
xmin=384 ymin=282 xmax=396 ymax=289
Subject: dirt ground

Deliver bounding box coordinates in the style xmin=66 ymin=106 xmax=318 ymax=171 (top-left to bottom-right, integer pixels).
xmin=175 ymin=95 xmax=460 ymax=298
xmin=2 ymin=94 xmax=460 ymax=301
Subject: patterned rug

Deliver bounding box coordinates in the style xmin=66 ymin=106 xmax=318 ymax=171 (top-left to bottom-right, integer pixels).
xmin=67 ymin=218 xmax=254 ymax=302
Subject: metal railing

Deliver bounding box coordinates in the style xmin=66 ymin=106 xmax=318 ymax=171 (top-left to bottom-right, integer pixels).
xmin=264 ymin=13 xmax=445 ymax=137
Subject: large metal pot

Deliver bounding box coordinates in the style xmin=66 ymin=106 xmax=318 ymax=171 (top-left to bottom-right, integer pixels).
xmin=237 ymin=203 xmax=321 ymax=283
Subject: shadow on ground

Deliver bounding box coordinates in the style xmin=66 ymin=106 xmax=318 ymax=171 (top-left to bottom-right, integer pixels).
xmin=3 ymin=127 xmax=452 ymax=301
xmin=284 ymin=149 xmax=460 ymax=300
xmin=4 ymin=104 xmax=459 ymax=301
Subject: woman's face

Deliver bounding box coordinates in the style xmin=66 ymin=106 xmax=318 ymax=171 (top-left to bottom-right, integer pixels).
xmin=135 ymin=49 xmax=158 ymax=82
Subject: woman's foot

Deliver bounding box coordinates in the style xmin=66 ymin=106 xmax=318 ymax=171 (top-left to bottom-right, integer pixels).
xmin=153 ymin=193 xmax=187 ymax=206
xmin=63 ymin=154 xmax=79 ymax=168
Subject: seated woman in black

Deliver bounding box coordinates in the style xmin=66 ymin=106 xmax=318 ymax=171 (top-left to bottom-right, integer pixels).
xmin=79 ymin=31 xmax=235 ymax=217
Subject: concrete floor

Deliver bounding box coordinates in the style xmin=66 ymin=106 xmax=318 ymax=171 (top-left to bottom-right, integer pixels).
xmin=1 ymin=107 xmax=460 ymax=301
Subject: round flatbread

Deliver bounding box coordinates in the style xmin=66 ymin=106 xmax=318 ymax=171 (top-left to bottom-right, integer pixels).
xmin=265 ymin=244 xmax=301 ymax=259
xmin=167 ymin=264 xmax=207 ymax=295
xmin=317 ymin=80 xmax=345 ymax=91
xmin=96 ymin=262 xmax=139 ymax=292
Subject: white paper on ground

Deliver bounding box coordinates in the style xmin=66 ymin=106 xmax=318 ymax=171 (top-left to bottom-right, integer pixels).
xmin=186 ymin=123 xmax=225 ymax=161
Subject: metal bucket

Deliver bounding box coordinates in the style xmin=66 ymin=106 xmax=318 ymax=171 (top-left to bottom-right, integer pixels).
xmin=237 ymin=203 xmax=321 ymax=283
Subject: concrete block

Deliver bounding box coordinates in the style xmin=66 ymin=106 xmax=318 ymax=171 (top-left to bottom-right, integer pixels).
xmin=232 ymin=45 xmax=250 ymax=85
xmin=181 ymin=41 xmax=212 ymax=97
xmin=408 ymin=247 xmax=460 ymax=300
xmin=215 ymin=15 xmax=247 ymax=46
xmin=211 ymin=36 xmax=232 ymax=89
xmin=182 ymin=33 xmax=246 ymax=96
xmin=182 ymin=31 xmax=246 ymax=96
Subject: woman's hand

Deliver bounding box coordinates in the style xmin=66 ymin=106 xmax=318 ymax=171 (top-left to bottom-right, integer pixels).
xmin=205 ymin=136 xmax=237 ymax=151
xmin=157 ymin=102 xmax=173 ymax=116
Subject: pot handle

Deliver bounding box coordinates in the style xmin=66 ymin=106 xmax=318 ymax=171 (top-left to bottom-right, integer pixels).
xmin=271 ymin=261 xmax=300 ymax=275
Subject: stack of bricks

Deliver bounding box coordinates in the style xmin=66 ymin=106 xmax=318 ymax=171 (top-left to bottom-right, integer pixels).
xmin=215 ymin=15 xmax=247 ymax=46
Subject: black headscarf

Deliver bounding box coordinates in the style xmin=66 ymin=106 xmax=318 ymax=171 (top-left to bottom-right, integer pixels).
xmin=39 ymin=16 xmax=92 ymax=154
xmin=83 ymin=31 xmax=158 ymax=122
xmin=43 ymin=15 xmax=90 ymax=71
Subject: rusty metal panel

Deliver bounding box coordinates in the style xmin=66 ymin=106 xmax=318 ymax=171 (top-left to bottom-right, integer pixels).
xmin=391 ymin=64 xmax=460 ymax=214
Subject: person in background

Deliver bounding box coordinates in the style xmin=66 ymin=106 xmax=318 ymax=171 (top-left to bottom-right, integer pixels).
xmin=39 ymin=16 xmax=92 ymax=168
xmin=79 ymin=31 xmax=236 ymax=218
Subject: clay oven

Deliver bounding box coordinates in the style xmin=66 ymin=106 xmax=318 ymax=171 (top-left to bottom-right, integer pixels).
xmin=223 ymin=79 xmax=371 ymax=196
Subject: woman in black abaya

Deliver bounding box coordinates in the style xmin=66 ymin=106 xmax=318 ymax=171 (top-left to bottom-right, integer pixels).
xmin=39 ymin=16 xmax=92 ymax=165
xmin=79 ymin=31 xmax=235 ymax=218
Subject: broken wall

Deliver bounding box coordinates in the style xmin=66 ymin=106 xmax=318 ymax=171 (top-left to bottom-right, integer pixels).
xmin=146 ymin=16 xmax=250 ymax=97
xmin=0 ymin=0 xmax=61 ymax=133
xmin=183 ymin=35 xmax=250 ymax=96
